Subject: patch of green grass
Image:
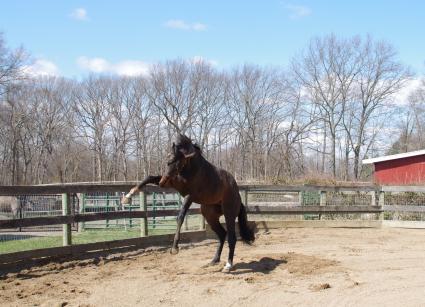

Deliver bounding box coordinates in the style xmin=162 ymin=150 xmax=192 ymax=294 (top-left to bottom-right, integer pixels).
xmin=0 ymin=235 xmax=63 ymax=254
xmin=0 ymin=215 xmax=202 ymax=255
xmin=72 ymin=228 xmax=175 ymax=244
xmin=0 ymin=228 xmax=179 ymax=254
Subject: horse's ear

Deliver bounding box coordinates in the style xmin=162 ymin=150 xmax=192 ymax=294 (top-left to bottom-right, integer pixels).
xmin=177 ymin=134 xmax=193 ymax=145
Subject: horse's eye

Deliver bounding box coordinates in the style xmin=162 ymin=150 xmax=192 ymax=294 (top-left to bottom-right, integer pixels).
xmin=167 ymin=156 xmax=178 ymax=166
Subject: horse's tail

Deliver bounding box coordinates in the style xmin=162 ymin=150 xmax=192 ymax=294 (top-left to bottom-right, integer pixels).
xmin=238 ymin=202 xmax=255 ymax=244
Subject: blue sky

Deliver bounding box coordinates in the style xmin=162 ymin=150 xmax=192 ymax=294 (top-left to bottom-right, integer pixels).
xmin=1 ymin=1 xmax=424 ymax=78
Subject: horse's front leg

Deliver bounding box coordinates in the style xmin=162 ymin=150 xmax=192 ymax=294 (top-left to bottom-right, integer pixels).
xmin=170 ymin=195 xmax=192 ymax=254
xmin=121 ymin=175 xmax=162 ymax=204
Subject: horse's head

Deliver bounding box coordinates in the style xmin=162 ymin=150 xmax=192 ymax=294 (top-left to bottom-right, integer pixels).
xmin=159 ymin=134 xmax=198 ymax=187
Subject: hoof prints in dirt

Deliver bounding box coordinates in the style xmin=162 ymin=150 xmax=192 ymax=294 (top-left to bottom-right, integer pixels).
xmin=196 ymin=252 xmax=337 ymax=280
xmin=232 ymin=257 xmax=286 ymax=274
xmin=311 ymin=283 xmax=332 ymax=291
xmin=232 ymin=252 xmax=337 ymax=276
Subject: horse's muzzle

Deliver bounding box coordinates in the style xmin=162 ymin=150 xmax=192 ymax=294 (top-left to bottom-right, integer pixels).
xmin=159 ymin=175 xmax=170 ymax=187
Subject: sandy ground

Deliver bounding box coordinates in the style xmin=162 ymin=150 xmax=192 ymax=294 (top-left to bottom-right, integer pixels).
xmin=1 ymin=227 xmax=425 ymax=307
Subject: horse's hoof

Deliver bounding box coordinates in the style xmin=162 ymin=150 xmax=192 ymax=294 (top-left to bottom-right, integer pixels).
xmin=222 ymin=262 xmax=233 ymax=273
xmin=170 ymin=247 xmax=179 ymax=255
xmin=202 ymin=261 xmax=220 ymax=268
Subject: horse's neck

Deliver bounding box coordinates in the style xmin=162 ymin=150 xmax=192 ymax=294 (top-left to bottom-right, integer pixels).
xmin=181 ymin=155 xmax=211 ymax=179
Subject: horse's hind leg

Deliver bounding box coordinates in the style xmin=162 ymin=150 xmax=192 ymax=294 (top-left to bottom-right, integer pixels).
xmin=201 ymin=204 xmax=225 ymax=265
xmin=223 ymin=213 xmax=237 ymax=273
xmin=208 ymin=219 xmax=226 ymax=264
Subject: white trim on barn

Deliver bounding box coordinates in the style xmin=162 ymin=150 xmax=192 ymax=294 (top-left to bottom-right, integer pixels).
xmin=363 ymin=149 xmax=425 ymax=165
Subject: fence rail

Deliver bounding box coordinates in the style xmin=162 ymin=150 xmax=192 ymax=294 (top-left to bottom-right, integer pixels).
xmin=246 ymin=205 xmax=382 ymax=214
xmin=0 ymin=182 xmax=171 ymax=196
xmin=0 ymin=209 xmax=202 ymax=229
xmin=384 ymin=205 xmax=425 ymax=212
xmin=1 ymin=182 xmax=425 ymax=265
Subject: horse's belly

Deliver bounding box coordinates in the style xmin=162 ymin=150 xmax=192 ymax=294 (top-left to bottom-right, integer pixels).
xmin=193 ymin=194 xmax=222 ymax=206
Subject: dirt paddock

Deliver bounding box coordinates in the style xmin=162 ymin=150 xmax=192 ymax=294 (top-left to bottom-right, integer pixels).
xmin=1 ymin=227 xmax=425 ymax=307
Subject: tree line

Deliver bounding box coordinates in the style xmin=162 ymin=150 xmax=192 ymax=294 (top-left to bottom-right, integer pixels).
xmin=1 ymin=33 xmax=421 ymax=185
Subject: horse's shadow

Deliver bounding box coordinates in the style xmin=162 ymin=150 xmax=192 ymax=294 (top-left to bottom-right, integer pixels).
xmin=232 ymin=257 xmax=286 ymax=275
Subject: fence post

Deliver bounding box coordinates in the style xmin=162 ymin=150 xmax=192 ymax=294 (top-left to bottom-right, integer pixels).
xmin=152 ymin=192 xmax=156 ymax=229
xmin=319 ymin=191 xmax=327 ymax=220
xmin=378 ymin=190 xmax=385 ymax=222
xmin=18 ymin=202 xmax=23 ymax=232
xmin=129 ymin=201 xmax=133 ymax=229
xmin=140 ymin=191 xmax=148 ymax=237
xmin=298 ymin=191 xmax=303 ymax=206
xmin=78 ymin=193 xmax=85 ymax=232
xmin=199 ymin=213 xmax=205 ymax=230
xmin=181 ymin=195 xmax=189 ymax=231
xmin=106 ymin=194 xmax=110 ymax=228
xmin=244 ymin=189 xmax=249 ymax=206
xmin=199 ymin=195 xmax=206 ymax=230
xmin=62 ymin=193 xmax=72 ymax=246
xmin=115 ymin=192 xmax=120 ymax=227
xmin=239 ymin=188 xmax=248 ymax=205
xmin=370 ymin=191 xmax=376 ymax=206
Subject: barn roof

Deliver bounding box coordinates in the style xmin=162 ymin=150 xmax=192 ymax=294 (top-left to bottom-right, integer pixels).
xmin=362 ymin=149 xmax=425 ymax=164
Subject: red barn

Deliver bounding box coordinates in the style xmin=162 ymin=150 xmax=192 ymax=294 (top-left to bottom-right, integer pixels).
xmin=363 ymin=150 xmax=425 ymax=185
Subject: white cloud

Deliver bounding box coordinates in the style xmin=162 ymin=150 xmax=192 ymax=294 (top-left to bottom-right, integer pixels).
xmin=113 ymin=60 xmax=150 ymax=76
xmin=77 ymin=57 xmax=109 ymax=73
xmin=164 ymin=19 xmax=190 ymax=30
xmin=164 ymin=19 xmax=207 ymax=31
xmin=191 ymin=56 xmax=218 ymax=66
xmin=393 ymin=78 xmax=423 ymax=105
xmin=77 ymin=56 xmax=150 ymax=76
xmin=284 ymin=4 xmax=312 ymax=19
xmin=70 ymin=8 xmax=88 ymax=21
xmin=24 ymin=59 xmax=59 ymax=77
xmin=192 ymin=23 xmax=207 ymax=31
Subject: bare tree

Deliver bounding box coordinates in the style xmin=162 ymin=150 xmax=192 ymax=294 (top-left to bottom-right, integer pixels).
xmin=189 ymin=61 xmax=228 ymax=157
xmin=273 ymin=77 xmax=316 ymax=179
xmin=0 ymin=88 xmax=28 ymax=184
xmin=347 ymin=37 xmax=411 ymax=178
xmin=0 ymin=30 xmax=415 ymax=185
xmin=106 ymin=78 xmax=140 ymax=181
xmin=73 ymin=76 xmax=112 ymax=181
xmin=228 ymin=65 xmax=288 ymax=180
xmin=0 ymin=33 xmax=28 ymax=97
xmin=292 ymin=34 xmax=363 ymax=178
xmin=148 ymin=60 xmax=200 ymax=135
xmin=404 ymin=79 xmax=425 ymax=149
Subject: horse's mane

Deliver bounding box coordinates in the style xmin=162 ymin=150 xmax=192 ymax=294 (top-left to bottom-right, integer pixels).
xmin=193 ymin=143 xmax=203 ymax=155
xmin=177 ymin=134 xmax=202 ymax=155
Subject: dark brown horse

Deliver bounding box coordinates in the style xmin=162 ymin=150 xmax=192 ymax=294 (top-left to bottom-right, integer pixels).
xmin=122 ymin=134 xmax=255 ymax=272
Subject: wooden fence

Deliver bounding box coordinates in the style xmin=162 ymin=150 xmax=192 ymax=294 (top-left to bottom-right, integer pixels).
xmin=1 ymin=182 xmax=425 ymax=265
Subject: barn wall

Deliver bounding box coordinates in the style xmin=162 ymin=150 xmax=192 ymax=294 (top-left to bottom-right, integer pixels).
xmin=374 ymin=155 xmax=425 ymax=185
